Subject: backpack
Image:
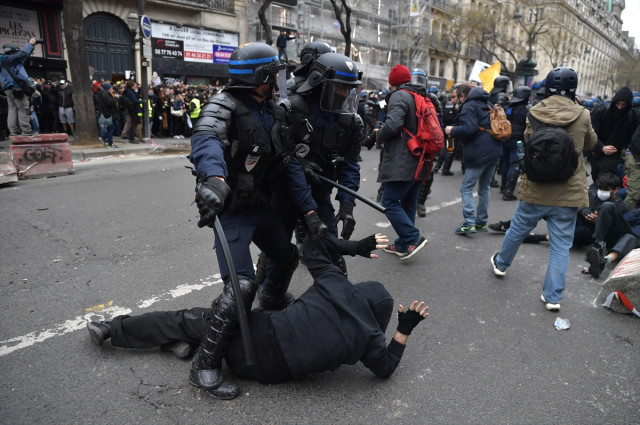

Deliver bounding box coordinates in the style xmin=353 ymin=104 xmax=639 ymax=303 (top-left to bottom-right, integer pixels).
xmin=479 ymin=102 xmax=512 ymax=141
xmin=399 ymin=89 xmax=444 ymax=181
xmin=524 ymin=113 xmax=579 ymax=183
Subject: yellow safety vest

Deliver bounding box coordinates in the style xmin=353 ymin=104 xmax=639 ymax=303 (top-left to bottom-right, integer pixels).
xmin=148 ymin=100 xmax=153 ymax=118
xmin=189 ymin=98 xmax=201 ymax=119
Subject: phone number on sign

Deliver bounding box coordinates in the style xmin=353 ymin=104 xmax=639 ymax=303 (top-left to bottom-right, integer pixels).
xmin=184 ymin=51 xmax=213 ymax=60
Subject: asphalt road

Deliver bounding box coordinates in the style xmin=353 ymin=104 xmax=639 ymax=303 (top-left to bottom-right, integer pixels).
xmin=0 ymin=149 xmax=637 ymax=424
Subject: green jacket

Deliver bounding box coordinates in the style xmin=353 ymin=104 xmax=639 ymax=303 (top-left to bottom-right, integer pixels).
xmin=519 ymin=95 xmax=597 ymax=208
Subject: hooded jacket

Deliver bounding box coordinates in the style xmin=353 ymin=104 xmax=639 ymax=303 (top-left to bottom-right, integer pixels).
xmin=591 ymin=87 xmax=638 ymax=156
xmin=269 ymin=236 xmax=403 ymax=380
xmin=377 ymin=83 xmax=430 ymax=182
xmin=450 ymin=87 xmax=502 ymax=168
xmin=519 ymin=95 xmax=597 ymax=207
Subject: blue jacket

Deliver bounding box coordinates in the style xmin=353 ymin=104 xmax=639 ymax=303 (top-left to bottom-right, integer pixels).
xmin=0 ymin=42 xmax=33 ymax=90
xmin=450 ymin=87 xmax=502 ymax=168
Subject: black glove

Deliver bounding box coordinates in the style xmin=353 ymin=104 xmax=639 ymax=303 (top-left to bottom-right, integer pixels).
xmin=333 ymin=202 xmax=356 ymax=240
xmin=302 ymin=161 xmax=323 ymax=186
xmin=362 ymin=134 xmax=375 ymax=150
xmin=304 ymin=211 xmax=328 ymax=239
xmin=397 ymin=306 xmax=426 ymax=336
xmin=355 ymin=234 xmax=377 ymax=258
xmin=195 ymin=178 xmax=231 ymax=228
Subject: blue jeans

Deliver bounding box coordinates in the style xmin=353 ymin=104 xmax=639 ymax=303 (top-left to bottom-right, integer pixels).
xmin=495 ymin=201 xmax=577 ymax=303
xmin=460 ymin=159 xmax=499 ymax=226
xmin=381 ymin=180 xmax=421 ymax=251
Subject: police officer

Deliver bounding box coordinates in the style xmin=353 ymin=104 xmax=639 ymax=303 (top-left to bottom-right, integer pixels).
xmin=1 ymin=38 xmax=37 ymax=135
xmin=262 ymin=53 xmax=364 ymax=280
xmin=186 ymin=42 xmax=326 ymax=399
xmin=490 ymin=75 xmax=511 ymax=108
xmin=287 ymin=41 xmax=333 ymax=94
xmin=188 ymin=92 xmax=201 ymax=132
xmin=501 ymin=85 xmax=531 ymax=201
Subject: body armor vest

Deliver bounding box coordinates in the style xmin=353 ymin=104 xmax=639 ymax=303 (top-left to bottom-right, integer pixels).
xmin=508 ymin=103 xmax=527 ymax=141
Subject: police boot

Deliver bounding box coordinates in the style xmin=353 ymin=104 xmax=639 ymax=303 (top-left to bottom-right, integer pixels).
xmin=257 ymin=246 xmax=299 ymax=311
xmin=500 ymin=174 xmax=507 ymax=194
xmin=502 ymin=172 xmax=519 ymax=201
xmin=189 ymin=276 xmax=257 ymax=390
xmin=416 ymin=177 xmax=432 ymax=217
xmin=441 ymin=153 xmax=454 ymax=175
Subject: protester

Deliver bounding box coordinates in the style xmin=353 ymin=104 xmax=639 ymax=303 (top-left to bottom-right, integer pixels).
xmin=86 ymin=233 xmax=429 ymax=400
xmin=376 ymin=64 xmax=428 ymax=260
xmin=445 ymin=85 xmax=502 ymax=235
xmin=0 ymin=38 xmax=37 ymax=136
xmin=99 ymin=83 xmax=119 ymax=149
xmin=490 ymin=67 xmax=597 ymax=312
xmin=53 ymin=79 xmax=75 ymax=135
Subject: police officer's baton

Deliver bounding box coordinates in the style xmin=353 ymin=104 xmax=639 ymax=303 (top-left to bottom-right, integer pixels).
xmin=213 ymin=216 xmax=256 ymax=366
xmin=316 ymin=175 xmax=386 ymax=214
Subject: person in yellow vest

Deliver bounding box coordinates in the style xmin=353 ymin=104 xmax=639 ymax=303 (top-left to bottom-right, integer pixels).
xmin=188 ymin=93 xmax=201 ymax=135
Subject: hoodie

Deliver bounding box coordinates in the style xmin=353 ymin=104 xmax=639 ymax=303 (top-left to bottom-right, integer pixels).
xmin=591 ymin=86 xmax=638 ymax=155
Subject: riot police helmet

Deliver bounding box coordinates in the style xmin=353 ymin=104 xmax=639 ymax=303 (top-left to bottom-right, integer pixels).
xmin=509 ymin=86 xmax=532 ymax=104
xmin=410 ymin=69 xmax=428 ymax=87
xmin=490 ymin=75 xmax=511 ymax=94
xmin=544 ymin=67 xmax=578 ymax=99
xmin=428 ymin=85 xmax=439 ymax=94
xmin=296 ymin=52 xmax=363 ymax=113
xmin=227 ymin=42 xmax=285 ymax=89
xmin=2 ymin=44 xmax=19 ymax=55
xmin=293 ymin=42 xmax=333 ymax=77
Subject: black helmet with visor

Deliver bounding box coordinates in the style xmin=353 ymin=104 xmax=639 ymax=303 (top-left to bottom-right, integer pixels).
xmin=227 ymin=42 xmax=285 ymax=89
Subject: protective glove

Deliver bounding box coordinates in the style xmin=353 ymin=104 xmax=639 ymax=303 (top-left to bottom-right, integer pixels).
xmin=397 ymin=303 xmax=427 ymax=336
xmin=355 ymin=234 xmax=377 ymax=258
xmin=304 ymin=211 xmax=328 ymax=239
xmin=302 ymin=161 xmax=323 ymax=186
xmin=333 ymin=202 xmax=356 ymax=240
xmin=195 ymin=178 xmax=231 ymax=228
xmin=362 ymin=133 xmax=375 ymax=150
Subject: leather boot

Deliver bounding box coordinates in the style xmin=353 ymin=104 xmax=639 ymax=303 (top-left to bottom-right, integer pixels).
xmin=189 ymin=276 xmax=257 ymax=390
xmin=442 ymin=152 xmax=454 ymax=174
xmin=257 ymin=245 xmax=299 ymax=311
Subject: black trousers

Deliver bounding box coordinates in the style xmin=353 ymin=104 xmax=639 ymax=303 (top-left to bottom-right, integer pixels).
xmin=110 ymin=307 xmax=293 ymax=385
xmin=593 ymin=202 xmax=640 ymax=257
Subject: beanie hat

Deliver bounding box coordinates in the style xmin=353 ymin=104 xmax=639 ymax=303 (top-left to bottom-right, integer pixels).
xmin=103 ymin=83 xmax=112 ymax=91
xmin=92 ymin=81 xmax=101 ymax=93
xmin=388 ymin=64 xmax=411 ymax=86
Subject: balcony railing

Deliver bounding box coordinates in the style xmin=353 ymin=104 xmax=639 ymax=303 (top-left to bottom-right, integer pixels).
xmin=164 ymin=0 xmax=234 ymax=14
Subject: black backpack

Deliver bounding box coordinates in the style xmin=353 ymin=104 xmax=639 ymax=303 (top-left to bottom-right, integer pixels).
xmin=524 ymin=113 xmax=578 ymax=183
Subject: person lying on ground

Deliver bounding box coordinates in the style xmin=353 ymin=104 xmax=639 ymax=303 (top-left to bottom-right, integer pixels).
xmin=86 ymin=233 xmax=430 ymax=400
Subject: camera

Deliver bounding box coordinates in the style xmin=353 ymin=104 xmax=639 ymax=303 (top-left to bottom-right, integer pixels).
xmin=34 ymin=39 xmax=44 ymax=44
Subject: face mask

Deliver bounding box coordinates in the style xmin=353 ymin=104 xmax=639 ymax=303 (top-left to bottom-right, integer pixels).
xmin=597 ymin=190 xmax=611 ymax=201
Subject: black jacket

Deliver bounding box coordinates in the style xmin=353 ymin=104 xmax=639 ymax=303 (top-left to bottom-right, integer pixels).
xmin=99 ymin=92 xmax=118 ymax=119
xmin=270 ymin=236 xmax=404 ymax=380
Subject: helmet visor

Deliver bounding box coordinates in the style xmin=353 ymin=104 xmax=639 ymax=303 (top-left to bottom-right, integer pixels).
xmin=410 ymin=73 xmax=426 ymax=86
xmin=320 ymin=81 xmax=362 ymax=113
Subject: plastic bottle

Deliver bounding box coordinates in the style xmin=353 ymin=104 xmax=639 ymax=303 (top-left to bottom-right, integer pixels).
xmin=516 ymin=140 xmax=525 ymax=172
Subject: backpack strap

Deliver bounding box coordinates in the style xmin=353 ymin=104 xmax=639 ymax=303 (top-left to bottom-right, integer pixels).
xmin=526 ymin=112 xmax=544 ymax=131
xmin=478 ymin=102 xmax=494 ymax=133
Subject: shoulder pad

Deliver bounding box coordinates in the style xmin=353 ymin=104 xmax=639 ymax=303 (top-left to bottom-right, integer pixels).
xmin=193 ymin=93 xmax=237 ymax=144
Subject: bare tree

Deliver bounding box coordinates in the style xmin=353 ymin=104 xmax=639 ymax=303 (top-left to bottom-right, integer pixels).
xmin=329 ymin=0 xmax=353 ymax=57
xmin=448 ymin=8 xmax=488 ymax=82
xmin=539 ymin=25 xmax=576 ymax=68
xmin=258 ymin=0 xmax=274 ymax=45
xmin=62 ymin=0 xmax=97 ymax=145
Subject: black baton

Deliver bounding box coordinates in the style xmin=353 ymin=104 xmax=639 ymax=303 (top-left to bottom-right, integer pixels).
xmin=213 ymin=216 xmax=255 ymax=366
xmin=316 ymin=175 xmax=386 ymax=214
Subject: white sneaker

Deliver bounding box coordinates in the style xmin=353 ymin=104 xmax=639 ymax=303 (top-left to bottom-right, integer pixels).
xmin=491 ymin=253 xmax=506 ymax=277
xmin=540 ymin=294 xmax=560 ymax=311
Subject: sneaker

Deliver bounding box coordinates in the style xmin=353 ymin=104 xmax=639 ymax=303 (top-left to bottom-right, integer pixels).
xmin=399 ymin=237 xmax=428 ymax=261
xmin=475 ymin=223 xmax=488 ymax=232
xmin=523 ymin=233 xmax=548 ymax=244
xmin=455 ymin=223 xmax=476 ymax=235
xmin=490 ymin=253 xmax=506 ymax=277
xmin=383 ymin=244 xmax=406 ymax=256
xmin=490 ymin=179 xmax=500 ymax=188
xmin=586 ymin=246 xmax=606 ymax=278
xmin=87 ymin=321 xmax=111 ymax=345
xmin=488 ymin=220 xmax=511 ymax=232
xmin=540 ymin=294 xmax=560 ymax=311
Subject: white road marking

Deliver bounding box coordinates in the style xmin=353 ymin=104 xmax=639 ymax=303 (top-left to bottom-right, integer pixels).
xmin=0 ymin=274 xmax=223 ymax=357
